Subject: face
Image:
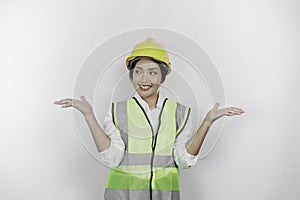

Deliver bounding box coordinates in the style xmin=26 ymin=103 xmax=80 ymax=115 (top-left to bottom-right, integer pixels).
xmin=132 ymin=58 xmax=162 ymax=100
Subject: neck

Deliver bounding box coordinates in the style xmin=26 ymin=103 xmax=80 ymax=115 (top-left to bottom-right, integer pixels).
xmin=143 ymin=92 xmax=159 ymax=110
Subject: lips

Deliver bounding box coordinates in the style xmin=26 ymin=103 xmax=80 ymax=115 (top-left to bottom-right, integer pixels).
xmin=139 ymin=84 xmax=152 ymax=91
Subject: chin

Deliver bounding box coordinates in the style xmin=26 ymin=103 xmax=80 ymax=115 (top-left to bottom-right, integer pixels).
xmin=137 ymin=89 xmax=156 ymax=98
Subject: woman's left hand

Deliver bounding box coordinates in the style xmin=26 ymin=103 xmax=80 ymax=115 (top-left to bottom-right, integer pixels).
xmin=204 ymin=103 xmax=245 ymax=124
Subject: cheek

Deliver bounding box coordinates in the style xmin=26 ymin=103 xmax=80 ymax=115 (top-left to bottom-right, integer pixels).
xmin=132 ymin=77 xmax=142 ymax=88
xmin=132 ymin=74 xmax=140 ymax=83
xmin=152 ymin=75 xmax=162 ymax=84
xmin=132 ymin=79 xmax=138 ymax=86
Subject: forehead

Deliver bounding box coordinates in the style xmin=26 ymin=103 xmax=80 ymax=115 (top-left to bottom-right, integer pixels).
xmin=135 ymin=58 xmax=160 ymax=69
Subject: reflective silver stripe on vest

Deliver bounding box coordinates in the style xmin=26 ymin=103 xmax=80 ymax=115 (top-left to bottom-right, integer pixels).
xmin=120 ymin=153 xmax=176 ymax=167
xmin=104 ymin=189 xmax=180 ymax=200
xmin=175 ymin=103 xmax=190 ymax=135
xmin=175 ymin=103 xmax=187 ymax=132
xmin=114 ymin=101 xmax=128 ymax=148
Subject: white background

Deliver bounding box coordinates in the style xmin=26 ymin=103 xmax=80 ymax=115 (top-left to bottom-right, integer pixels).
xmin=1 ymin=0 xmax=299 ymax=199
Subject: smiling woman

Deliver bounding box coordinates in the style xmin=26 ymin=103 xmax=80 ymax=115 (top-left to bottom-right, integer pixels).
xmin=53 ymin=37 xmax=244 ymax=200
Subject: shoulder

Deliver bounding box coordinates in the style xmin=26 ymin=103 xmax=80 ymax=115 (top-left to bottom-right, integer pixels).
xmin=166 ymin=98 xmax=191 ymax=110
xmin=112 ymin=98 xmax=140 ymax=112
xmin=112 ymin=99 xmax=131 ymax=106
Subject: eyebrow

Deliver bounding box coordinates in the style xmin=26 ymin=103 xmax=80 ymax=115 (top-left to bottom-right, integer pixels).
xmin=148 ymin=68 xmax=159 ymax=71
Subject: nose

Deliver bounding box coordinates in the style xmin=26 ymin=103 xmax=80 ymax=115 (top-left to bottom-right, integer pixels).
xmin=141 ymin=72 xmax=149 ymax=82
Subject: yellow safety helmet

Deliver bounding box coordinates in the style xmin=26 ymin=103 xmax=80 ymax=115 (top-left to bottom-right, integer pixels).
xmin=126 ymin=38 xmax=171 ymax=74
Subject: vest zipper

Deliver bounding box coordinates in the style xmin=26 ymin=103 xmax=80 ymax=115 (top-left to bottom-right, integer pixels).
xmin=132 ymin=97 xmax=168 ymax=200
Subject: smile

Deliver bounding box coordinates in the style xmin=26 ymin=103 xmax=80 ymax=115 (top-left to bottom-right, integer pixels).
xmin=139 ymin=84 xmax=152 ymax=91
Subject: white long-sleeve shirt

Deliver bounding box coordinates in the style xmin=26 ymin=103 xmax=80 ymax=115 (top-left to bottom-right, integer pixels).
xmin=98 ymin=91 xmax=199 ymax=169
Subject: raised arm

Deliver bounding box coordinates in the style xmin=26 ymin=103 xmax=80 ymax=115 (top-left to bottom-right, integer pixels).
xmin=53 ymin=96 xmax=111 ymax=152
xmin=186 ymin=103 xmax=245 ymax=156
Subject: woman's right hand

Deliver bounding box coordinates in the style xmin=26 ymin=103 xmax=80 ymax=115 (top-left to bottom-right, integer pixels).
xmin=53 ymin=96 xmax=93 ymax=117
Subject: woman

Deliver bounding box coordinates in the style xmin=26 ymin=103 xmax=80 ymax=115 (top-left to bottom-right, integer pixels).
xmin=54 ymin=38 xmax=244 ymax=200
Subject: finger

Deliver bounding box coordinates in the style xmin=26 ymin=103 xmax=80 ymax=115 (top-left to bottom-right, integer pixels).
xmin=61 ymin=100 xmax=74 ymax=107
xmin=231 ymin=108 xmax=244 ymax=113
xmin=62 ymin=102 xmax=73 ymax=107
xmin=236 ymin=108 xmax=245 ymax=114
xmin=81 ymin=96 xmax=89 ymax=104
xmin=53 ymin=101 xmax=61 ymax=105
xmin=225 ymin=110 xmax=236 ymax=115
xmin=229 ymin=107 xmax=245 ymax=113
xmin=226 ymin=107 xmax=244 ymax=114
xmin=62 ymin=99 xmax=73 ymax=104
xmin=54 ymin=100 xmax=68 ymax=105
xmin=61 ymin=98 xmax=73 ymax=101
xmin=226 ymin=110 xmax=243 ymax=116
xmin=54 ymin=98 xmax=72 ymax=105
xmin=232 ymin=112 xmax=243 ymax=115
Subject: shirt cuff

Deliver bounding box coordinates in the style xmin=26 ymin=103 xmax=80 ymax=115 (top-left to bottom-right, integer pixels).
xmin=174 ymin=144 xmax=199 ymax=169
xmin=184 ymin=148 xmax=199 ymax=168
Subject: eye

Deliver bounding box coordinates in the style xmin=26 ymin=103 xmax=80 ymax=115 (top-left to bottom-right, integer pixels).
xmin=149 ymin=71 xmax=158 ymax=75
xmin=134 ymin=69 xmax=142 ymax=74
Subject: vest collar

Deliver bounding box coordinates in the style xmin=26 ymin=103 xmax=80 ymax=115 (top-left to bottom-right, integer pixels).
xmin=133 ymin=90 xmax=167 ymax=111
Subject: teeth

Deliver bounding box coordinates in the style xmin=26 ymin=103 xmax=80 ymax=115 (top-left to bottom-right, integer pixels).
xmin=140 ymin=85 xmax=151 ymax=89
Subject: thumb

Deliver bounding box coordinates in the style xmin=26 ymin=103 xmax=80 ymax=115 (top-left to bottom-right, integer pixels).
xmin=80 ymin=96 xmax=86 ymax=101
xmin=214 ymin=103 xmax=220 ymax=109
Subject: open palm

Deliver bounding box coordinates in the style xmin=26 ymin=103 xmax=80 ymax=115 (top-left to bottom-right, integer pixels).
xmin=205 ymin=103 xmax=245 ymax=124
xmin=53 ymin=96 xmax=93 ymax=116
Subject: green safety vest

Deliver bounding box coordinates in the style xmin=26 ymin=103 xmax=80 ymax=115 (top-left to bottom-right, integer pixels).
xmin=104 ymin=97 xmax=190 ymax=200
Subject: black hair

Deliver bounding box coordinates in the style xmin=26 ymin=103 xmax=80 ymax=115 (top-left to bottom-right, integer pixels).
xmin=128 ymin=57 xmax=168 ymax=83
